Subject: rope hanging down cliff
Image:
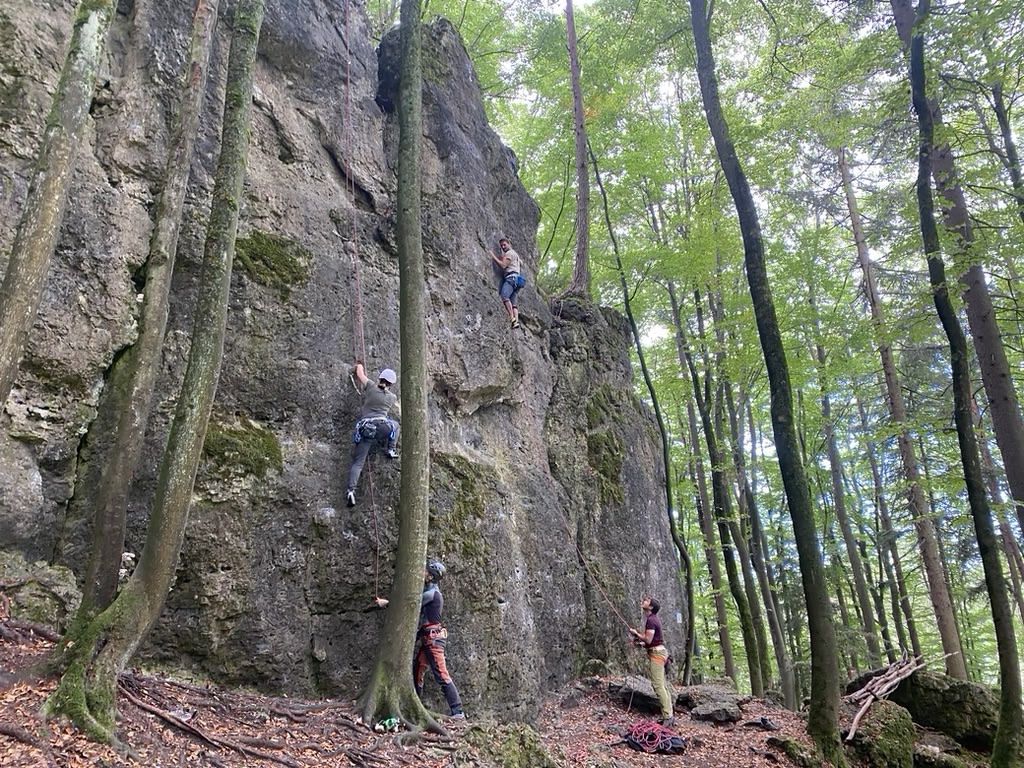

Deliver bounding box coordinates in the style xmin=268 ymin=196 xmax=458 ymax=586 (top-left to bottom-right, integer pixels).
xmin=340 ymin=0 xmax=381 ymax=599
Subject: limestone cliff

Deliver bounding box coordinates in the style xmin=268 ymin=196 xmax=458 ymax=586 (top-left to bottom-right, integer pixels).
xmin=0 ymin=0 xmax=685 ymax=720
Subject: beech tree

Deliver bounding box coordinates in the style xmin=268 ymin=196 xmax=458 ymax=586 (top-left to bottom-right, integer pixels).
xmin=563 ymin=0 xmax=591 ymax=297
xmin=45 ymin=0 xmax=266 ymax=742
xmin=73 ymin=0 xmax=221 ymax=619
xmin=688 ymin=0 xmax=846 ymax=762
xmin=0 ymin=0 xmax=117 ymax=406
xmin=357 ymin=0 xmax=438 ymax=730
xmin=895 ymin=0 xmax=1024 ymax=762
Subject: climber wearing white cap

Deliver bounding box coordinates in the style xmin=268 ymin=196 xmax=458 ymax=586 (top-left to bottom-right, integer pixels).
xmin=345 ymin=362 xmax=401 ymax=507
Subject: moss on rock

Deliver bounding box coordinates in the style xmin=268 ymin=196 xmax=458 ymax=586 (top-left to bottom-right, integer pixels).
xmin=430 ymin=452 xmax=492 ymax=567
xmin=202 ymin=414 xmax=282 ymax=479
xmin=586 ymin=430 xmax=625 ymax=505
xmin=460 ymin=721 xmax=560 ymax=768
xmin=848 ymin=699 xmax=915 ymax=768
xmin=234 ymin=229 xmax=310 ymax=299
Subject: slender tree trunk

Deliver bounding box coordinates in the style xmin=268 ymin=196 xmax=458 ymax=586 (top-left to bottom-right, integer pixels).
xmin=975 ymin=399 xmax=1024 ymax=640
xmin=745 ymin=410 xmax=798 ymax=705
xmin=819 ymin=375 xmax=881 ymax=667
xmin=0 ymin=0 xmax=117 ymax=406
xmin=591 ymin=150 xmax=694 ymax=680
xmin=684 ymin=394 xmax=737 ymax=682
xmin=74 ymin=0 xmax=220 ymax=618
xmin=896 ymin=1 xmax=1024 ymax=759
xmin=45 ymin=0 xmax=265 ymax=742
xmin=987 ymin=82 xmax=1024 ymax=228
xmin=856 ymin=395 xmax=921 ymax=656
xmin=725 ymin=389 xmax=780 ymax=691
xmin=563 ymin=0 xmax=590 ymax=297
xmin=677 ymin=289 xmax=763 ymax=696
xmin=689 ymin=2 xmax=845 ymax=760
xmin=839 ymin=143 xmax=965 ymax=677
xmin=358 ymin=0 xmax=437 ymax=729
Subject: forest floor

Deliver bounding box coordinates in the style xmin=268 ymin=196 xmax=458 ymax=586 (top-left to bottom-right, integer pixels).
xmin=2 ymin=623 xmax=824 ymax=768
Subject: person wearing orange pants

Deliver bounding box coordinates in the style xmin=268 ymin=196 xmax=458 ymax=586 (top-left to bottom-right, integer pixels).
xmin=377 ymin=558 xmax=464 ymax=718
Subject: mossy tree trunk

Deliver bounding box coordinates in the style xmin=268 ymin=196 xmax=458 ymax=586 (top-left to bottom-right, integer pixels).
xmin=74 ymin=0 xmax=221 ymax=620
xmin=898 ymin=1 xmax=1024 ymax=762
xmin=45 ymin=0 xmax=266 ymax=743
xmin=0 ymin=0 xmax=117 ymax=406
xmin=688 ymin=0 xmax=846 ymax=762
xmin=357 ymin=0 xmax=435 ymax=731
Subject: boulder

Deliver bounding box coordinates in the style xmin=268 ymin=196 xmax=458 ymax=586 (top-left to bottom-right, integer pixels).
xmin=846 ymin=699 xmax=915 ymax=768
xmin=889 ymin=670 xmax=998 ymax=752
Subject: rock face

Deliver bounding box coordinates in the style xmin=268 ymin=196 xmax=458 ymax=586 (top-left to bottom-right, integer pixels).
xmin=0 ymin=0 xmax=685 ymax=721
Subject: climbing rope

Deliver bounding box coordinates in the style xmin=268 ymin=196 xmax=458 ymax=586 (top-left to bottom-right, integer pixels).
xmin=507 ymin=314 xmax=634 ymax=637
xmin=341 ymin=0 xmax=381 ymax=599
xmin=622 ymin=720 xmax=685 ymax=753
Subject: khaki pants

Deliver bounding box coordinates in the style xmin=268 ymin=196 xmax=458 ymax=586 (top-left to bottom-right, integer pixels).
xmin=647 ymin=646 xmax=672 ymax=719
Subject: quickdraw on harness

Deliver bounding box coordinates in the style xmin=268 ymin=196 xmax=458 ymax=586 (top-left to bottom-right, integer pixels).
xmin=621 ymin=720 xmax=687 ymax=754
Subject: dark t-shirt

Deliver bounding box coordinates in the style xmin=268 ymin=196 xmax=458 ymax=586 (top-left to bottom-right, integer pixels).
xmin=644 ymin=612 xmax=664 ymax=647
xmin=420 ymin=583 xmax=443 ymax=627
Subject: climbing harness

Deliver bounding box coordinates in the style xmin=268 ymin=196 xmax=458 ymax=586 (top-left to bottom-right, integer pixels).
xmin=621 ymin=720 xmax=687 ymax=754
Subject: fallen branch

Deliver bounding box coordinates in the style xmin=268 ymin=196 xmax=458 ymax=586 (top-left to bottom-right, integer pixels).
xmin=843 ymin=654 xmax=934 ymax=741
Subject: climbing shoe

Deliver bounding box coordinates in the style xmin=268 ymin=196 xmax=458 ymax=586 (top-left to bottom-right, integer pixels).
xmin=511 ymin=319 xmax=520 ymax=329
xmin=386 ymin=448 xmax=399 ymax=459
xmin=346 ymin=490 xmax=356 ymax=507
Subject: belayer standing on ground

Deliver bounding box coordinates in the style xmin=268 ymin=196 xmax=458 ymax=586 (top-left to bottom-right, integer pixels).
xmin=488 ymin=237 xmax=523 ymax=329
xmin=629 ymin=595 xmax=674 ymax=726
xmin=375 ymin=558 xmax=465 ymax=719
xmin=345 ymin=362 xmax=400 ymax=507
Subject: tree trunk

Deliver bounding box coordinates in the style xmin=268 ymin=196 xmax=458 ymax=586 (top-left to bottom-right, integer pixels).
xmin=855 ymin=395 xmax=921 ymax=657
xmin=45 ymin=0 xmax=265 ymax=743
xmin=591 ymin=150 xmax=694 ymax=680
xmin=838 ymin=142 xmax=965 ymax=677
xmin=989 ymin=81 xmax=1024 ymax=229
xmin=818 ymin=356 xmax=881 ymax=668
xmin=0 ymin=0 xmax=117 ymax=406
xmin=897 ymin=1 xmax=1024 ymax=760
xmin=688 ymin=1 xmax=845 ymax=761
xmin=741 ymin=405 xmax=797 ymax=705
xmin=357 ymin=0 xmax=437 ymax=729
xmin=563 ymin=0 xmax=590 ymax=297
xmin=677 ymin=288 xmax=763 ymax=696
xmin=686 ymin=396 xmax=737 ymax=682
xmin=73 ymin=0 xmax=220 ymax=618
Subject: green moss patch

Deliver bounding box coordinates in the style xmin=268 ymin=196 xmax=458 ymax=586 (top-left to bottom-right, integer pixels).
xmin=461 ymin=722 xmax=560 ymax=768
xmin=203 ymin=414 xmax=282 ymax=478
xmin=234 ymin=230 xmax=310 ymax=299
xmin=586 ymin=430 xmax=625 ymax=505
xmin=430 ymin=453 xmax=492 ymax=566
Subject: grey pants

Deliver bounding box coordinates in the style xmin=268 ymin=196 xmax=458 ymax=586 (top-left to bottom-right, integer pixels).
xmin=346 ymin=419 xmax=399 ymax=492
